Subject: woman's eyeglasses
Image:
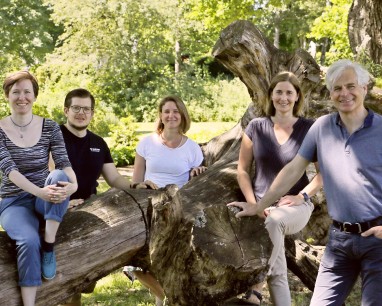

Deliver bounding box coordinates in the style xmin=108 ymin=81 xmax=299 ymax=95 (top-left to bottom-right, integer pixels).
xmin=70 ymin=105 xmax=93 ymax=114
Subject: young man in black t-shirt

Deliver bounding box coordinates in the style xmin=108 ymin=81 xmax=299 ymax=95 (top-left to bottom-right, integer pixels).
xmin=58 ymin=88 xmax=133 ymax=306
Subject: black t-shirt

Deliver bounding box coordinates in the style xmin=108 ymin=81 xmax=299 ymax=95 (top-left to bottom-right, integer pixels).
xmin=60 ymin=125 xmax=114 ymax=200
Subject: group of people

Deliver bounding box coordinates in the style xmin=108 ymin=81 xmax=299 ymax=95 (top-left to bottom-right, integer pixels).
xmin=0 ymin=71 xmax=206 ymax=306
xmin=228 ymin=59 xmax=382 ymax=306
xmin=0 ymin=58 xmax=381 ymax=306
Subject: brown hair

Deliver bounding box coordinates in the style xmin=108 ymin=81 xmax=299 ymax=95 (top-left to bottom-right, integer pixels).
xmin=64 ymin=88 xmax=95 ymax=109
xmin=3 ymin=71 xmax=39 ymax=98
xmin=156 ymin=95 xmax=191 ymax=134
xmin=265 ymin=71 xmax=305 ymax=116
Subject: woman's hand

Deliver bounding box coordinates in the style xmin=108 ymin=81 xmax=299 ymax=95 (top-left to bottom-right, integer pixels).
xmin=277 ymin=194 xmax=304 ymax=207
xmin=190 ymin=166 xmax=207 ymax=178
xmin=37 ymin=184 xmax=65 ymax=204
xmin=38 ymin=181 xmax=76 ymax=204
xmin=227 ymin=201 xmax=264 ymax=218
xmin=57 ymin=181 xmax=77 ymax=198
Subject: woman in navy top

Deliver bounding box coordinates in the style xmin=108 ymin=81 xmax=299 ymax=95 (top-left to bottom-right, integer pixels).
xmin=228 ymin=72 xmax=322 ymax=305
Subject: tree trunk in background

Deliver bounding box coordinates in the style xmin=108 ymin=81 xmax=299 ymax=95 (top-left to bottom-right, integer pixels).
xmin=348 ymin=0 xmax=382 ymax=64
xmin=175 ymin=40 xmax=181 ymax=74
xmin=2 ymin=20 xmax=381 ymax=305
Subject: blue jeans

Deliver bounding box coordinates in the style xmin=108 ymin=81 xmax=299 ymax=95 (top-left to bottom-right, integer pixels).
xmin=310 ymin=225 xmax=382 ymax=306
xmin=0 ymin=170 xmax=69 ymax=287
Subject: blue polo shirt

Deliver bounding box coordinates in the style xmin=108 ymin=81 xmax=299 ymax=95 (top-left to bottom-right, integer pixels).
xmin=298 ymin=110 xmax=382 ymax=223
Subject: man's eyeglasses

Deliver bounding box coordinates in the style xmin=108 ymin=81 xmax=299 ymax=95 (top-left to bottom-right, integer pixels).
xmin=70 ymin=105 xmax=94 ymax=114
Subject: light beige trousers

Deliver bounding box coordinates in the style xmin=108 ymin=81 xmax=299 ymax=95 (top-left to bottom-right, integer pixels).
xmin=264 ymin=201 xmax=314 ymax=306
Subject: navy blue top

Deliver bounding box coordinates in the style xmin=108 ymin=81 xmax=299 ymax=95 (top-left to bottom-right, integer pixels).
xmin=299 ymin=110 xmax=382 ymax=222
xmin=245 ymin=117 xmax=314 ymax=201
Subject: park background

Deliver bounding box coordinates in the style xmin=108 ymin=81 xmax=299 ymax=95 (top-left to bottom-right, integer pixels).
xmin=0 ymin=0 xmax=381 ymax=305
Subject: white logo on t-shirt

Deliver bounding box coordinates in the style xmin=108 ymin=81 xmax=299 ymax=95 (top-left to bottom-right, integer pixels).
xmin=90 ymin=148 xmax=100 ymax=152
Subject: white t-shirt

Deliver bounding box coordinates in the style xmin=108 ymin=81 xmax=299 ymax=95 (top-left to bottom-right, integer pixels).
xmin=136 ymin=133 xmax=204 ymax=188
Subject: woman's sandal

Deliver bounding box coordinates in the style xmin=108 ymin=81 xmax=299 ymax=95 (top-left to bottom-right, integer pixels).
xmin=224 ymin=289 xmax=263 ymax=305
xmin=242 ymin=289 xmax=262 ymax=305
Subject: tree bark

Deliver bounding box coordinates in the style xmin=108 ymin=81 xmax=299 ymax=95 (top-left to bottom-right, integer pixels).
xmin=348 ymin=0 xmax=382 ymax=65
xmin=3 ymin=19 xmax=379 ymax=305
xmin=0 ymin=188 xmax=151 ymax=306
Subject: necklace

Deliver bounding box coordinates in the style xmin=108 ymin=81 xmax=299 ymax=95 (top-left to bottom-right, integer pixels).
xmin=10 ymin=115 xmax=34 ymax=138
xmin=160 ymin=133 xmax=183 ymax=149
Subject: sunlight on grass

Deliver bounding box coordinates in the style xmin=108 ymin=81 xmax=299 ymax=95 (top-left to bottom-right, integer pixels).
xmin=82 ymin=271 xmax=156 ymax=306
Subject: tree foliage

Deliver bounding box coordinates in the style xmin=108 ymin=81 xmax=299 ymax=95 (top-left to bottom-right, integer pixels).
xmin=308 ymin=0 xmax=353 ymax=65
xmin=0 ymin=0 xmax=377 ymax=127
xmin=0 ymin=0 xmax=62 ymax=67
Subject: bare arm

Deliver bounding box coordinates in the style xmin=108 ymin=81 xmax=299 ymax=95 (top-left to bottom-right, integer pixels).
xmin=300 ymin=162 xmax=323 ymax=199
xmin=102 ymin=163 xmax=132 ymax=191
xmin=237 ymin=134 xmax=256 ymax=205
xmin=9 ymin=170 xmax=44 ymax=198
xmin=277 ymin=162 xmax=323 ymax=207
xmin=228 ymin=154 xmax=310 ymax=217
xmin=132 ymin=153 xmax=146 ymax=183
xmin=9 ymin=166 xmax=78 ymax=203
xmin=132 ymin=153 xmax=158 ymax=189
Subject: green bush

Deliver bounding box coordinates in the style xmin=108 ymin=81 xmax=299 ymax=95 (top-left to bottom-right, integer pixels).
xmin=108 ymin=116 xmax=138 ymax=167
xmin=356 ymin=51 xmax=382 ymax=79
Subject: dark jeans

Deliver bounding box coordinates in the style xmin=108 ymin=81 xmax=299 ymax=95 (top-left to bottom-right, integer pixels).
xmin=310 ymin=225 xmax=382 ymax=306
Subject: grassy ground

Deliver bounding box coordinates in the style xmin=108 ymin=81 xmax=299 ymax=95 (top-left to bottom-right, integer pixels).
xmin=82 ymin=271 xmax=156 ymax=306
xmin=81 ymin=269 xmax=314 ymax=306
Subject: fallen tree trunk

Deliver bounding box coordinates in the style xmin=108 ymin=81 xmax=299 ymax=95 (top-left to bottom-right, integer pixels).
xmin=3 ymin=20 xmax=362 ymax=305
xmin=0 ymin=162 xmax=324 ymax=305
xmin=0 ymin=188 xmax=152 ymax=306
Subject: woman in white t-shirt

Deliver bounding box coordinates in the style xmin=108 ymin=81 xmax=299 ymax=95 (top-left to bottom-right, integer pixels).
xmin=128 ymin=95 xmax=207 ymax=306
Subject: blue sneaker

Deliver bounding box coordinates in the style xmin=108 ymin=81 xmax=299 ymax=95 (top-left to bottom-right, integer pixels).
xmin=41 ymin=251 xmax=56 ymax=280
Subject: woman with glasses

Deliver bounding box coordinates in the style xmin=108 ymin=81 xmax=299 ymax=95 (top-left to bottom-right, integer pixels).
xmin=0 ymin=71 xmax=78 ymax=306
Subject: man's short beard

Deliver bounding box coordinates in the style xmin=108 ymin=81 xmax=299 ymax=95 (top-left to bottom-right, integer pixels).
xmin=68 ymin=121 xmax=89 ymax=131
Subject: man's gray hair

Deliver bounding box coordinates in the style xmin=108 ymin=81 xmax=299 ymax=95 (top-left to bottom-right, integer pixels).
xmin=325 ymin=59 xmax=369 ymax=91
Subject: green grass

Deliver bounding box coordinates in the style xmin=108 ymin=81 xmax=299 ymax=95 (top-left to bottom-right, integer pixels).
xmin=82 ymin=271 xmax=361 ymax=306
xmin=82 ymin=271 xmax=155 ymax=306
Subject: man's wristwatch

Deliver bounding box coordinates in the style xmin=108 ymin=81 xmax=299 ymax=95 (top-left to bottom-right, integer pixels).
xmin=299 ymin=191 xmax=310 ymax=202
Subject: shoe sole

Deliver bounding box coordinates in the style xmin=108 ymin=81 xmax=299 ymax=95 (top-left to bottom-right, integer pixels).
xmin=42 ymin=273 xmax=56 ymax=280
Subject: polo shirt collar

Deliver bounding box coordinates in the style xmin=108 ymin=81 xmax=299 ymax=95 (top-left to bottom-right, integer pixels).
xmin=335 ymin=108 xmax=374 ymax=128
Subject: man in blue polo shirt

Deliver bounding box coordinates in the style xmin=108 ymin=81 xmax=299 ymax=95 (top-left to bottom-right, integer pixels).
xmin=229 ymin=59 xmax=382 ymax=305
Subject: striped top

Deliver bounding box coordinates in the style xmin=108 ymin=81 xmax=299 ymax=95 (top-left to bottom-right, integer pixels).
xmin=0 ymin=119 xmax=71 ymax=197
xmin=245 ymin=117 xmax=314 ymax=201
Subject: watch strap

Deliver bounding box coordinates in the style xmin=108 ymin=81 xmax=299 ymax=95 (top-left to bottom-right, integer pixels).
xmin=299 ymin=191 xmax=310 ymax=202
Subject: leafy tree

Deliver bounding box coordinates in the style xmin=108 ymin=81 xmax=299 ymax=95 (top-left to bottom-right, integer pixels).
xmin=39 ymin=0 xmax=174 ymax=119
xmin=307 ymin=0 xmax=353 ymax=65
xmin=185 ymin=0 xmax=327 ymax=53
xmin=0 ymin=0 xmax=62 ymax=67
